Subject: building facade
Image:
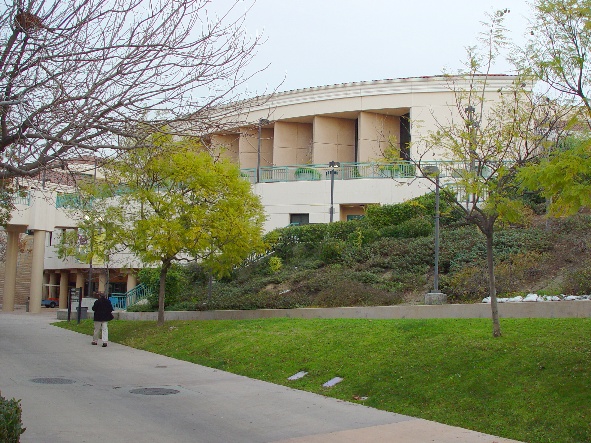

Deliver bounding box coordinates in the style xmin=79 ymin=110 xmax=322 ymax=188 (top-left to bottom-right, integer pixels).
xmin=210 ymin=75 xmax=516 ymax=231
xmin=0 ymin=75 xmax=517 ymax=312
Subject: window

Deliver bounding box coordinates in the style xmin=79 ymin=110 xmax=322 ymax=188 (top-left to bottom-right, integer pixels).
xmin=347 ymin=215 xmax=364 ymax=221
xmin=289 ymin=213 xmax=309 ymax=226
xmin=400 ymin=112 xmax=411 ymax=160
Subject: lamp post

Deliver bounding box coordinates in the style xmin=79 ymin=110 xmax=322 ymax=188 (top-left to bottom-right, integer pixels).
xmin=328 ymin=161 xmax=340 ymax=222
xmin=256 ymin=118 xmax=270 ymax=183
xmin=423 ymin=165 xmax=446 ymax=305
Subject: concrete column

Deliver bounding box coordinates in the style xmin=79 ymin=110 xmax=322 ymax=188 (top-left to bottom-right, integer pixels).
xmin=75 ymin=271 xmax=85 ymax=297
xmin=29 ymin=230 xmax=47 ymax=314
xmin=126 ymin=273 xmax=137 ymax=292
xmin=48 ymin=272 xmax=57 ymax=298
xmin=59 ymin=271 xmax=69 ymax=308
xmin=2 ymin=230 xmax=20 ymax=312
xmin=98 ymin=272 xmax=107 ymax=294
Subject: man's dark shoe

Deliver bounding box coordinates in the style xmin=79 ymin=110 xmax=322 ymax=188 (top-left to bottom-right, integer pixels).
xmin=102 ymin=343 xmax=107 ymax=347
xmin=92 ymin=342 xmax=97 ymax=345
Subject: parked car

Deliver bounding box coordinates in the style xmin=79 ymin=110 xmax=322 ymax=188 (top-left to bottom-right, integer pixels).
xmin=41 ymin=297 xmax=59 ymax=308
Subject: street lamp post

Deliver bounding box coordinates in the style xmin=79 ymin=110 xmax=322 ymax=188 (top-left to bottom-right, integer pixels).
xmin=328 ymin=161 xmax=340 ymax=222
xmin=256 ymin=118 xmax=270 ymax=183
xmin=423 ymin=165 xmax=446 ymax=305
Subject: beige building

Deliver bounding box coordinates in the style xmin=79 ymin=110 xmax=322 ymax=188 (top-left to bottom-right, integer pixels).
xmin=0 ymin=75 xmax=517 ymax=312
xmin=210 ymin=75 xmax=517 ymax=231
xmin=0 ymin=169 xmax=142 ymax=313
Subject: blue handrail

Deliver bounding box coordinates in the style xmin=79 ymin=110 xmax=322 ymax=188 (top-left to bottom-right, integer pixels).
xmin=109 ymin=283 xmax=151 ymax=310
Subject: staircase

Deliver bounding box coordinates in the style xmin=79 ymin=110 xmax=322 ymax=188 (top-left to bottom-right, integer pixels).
xmin=109 ymin=283 xmax=151 ymax=310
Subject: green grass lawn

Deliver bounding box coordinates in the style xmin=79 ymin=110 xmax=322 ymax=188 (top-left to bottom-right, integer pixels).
xmin=57 ymin=317 xmax=591 ymax=443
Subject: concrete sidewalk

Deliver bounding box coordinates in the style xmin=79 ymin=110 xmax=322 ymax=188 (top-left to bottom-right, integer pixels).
xmin=0 ymin=309 xmax=522 ymax=443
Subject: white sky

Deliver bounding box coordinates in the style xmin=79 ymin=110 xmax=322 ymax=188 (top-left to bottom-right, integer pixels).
xmin=241 ymin=0 xmax=532 ymax=95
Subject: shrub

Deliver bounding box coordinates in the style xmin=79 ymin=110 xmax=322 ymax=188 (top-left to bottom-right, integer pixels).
xmin=0 ymin=395 xmax=25 ymax=443
xmin=366 ymin=201 xmax=419 ymax=229
xmin=441 ymin=266 xmax=489 ymax=302
xmin=138 ymin=264 xmax=189 ymax=307
xmin=396 ymin=217 xmax=433 ymax=238
xmin=320 ymin=240 xmax=345 ymax=264
xmin=379 ymin=217 xmax=433 ymax=239
xmin=268 ymin=256 xmax=283 ymax=274
xmin=561 ymin=261 xmax=591 ymax=295
xmin=494 ymin=252 xmax=548 ymax=295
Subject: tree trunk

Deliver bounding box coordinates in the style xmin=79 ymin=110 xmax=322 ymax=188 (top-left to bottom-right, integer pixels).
xmin=157 ymin=260 xmax=171 ymax=326
xmin=486 ymin=230 xmax=502 ymax=337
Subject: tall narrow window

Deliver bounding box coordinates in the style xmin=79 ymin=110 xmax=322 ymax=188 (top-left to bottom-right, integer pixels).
xmin=400 ymin=113 xmax=411 ymax=160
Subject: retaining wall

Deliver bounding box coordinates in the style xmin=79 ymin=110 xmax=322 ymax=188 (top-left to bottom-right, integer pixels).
xmin=114 ymin=301 xmax=591 ymax=322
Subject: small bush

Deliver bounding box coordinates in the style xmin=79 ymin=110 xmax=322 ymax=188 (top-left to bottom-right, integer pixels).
xmin=138 ymin=265 xmax=189 ymax=307
xmin=561 ymin=262 xmax=591 ymax=295
xmin=0 ymin=395 xmax=25 ymax=443
xmin=320 ymin=240 xmax=345 ymax=264
xmin=126 ymin=303 xmax=155 ymax=312
xmin=441 ymin=266 xmax=489 ymax=303
xmin=165 ymin=300 xmax=198 ymax=311
xmin=268 ymin=256 xmax=282 ymax=274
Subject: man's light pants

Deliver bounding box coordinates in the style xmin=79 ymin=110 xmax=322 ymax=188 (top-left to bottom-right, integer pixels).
xmin=93 ymin=321 xmax=109 ymax=343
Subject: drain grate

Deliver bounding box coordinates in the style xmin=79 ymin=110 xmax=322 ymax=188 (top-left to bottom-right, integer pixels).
xmin=129 ymin=387 xmax=179 ymax=396
xmin=31 ymin=378 xmax=75 ymax=385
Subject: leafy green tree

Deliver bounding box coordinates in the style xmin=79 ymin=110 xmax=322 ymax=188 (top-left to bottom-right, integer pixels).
xmin=525 ymin=0 xmax=591 ymax=124
xmin=519 ymin=136 xmax=591 ymax=215
xmin=101 ymin=134 xmax=265 ymax=325
xmin=416 ymin=10 xmax=568 ymax=337
xmin=516 ymin=1 xmax=591 ymax=218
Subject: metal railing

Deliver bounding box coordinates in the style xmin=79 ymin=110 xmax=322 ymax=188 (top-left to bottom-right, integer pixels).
xmin=109 ymin=283 xmax=151 ymax=310
xmin=53 ymin=161 xmax=507 ymax=207
xmin=12 ymin=191 xmax=31 ymax=206
xmin=56 ymin=193 xmax=83 ymax=209
xmin=241 ymin=161 xmax=418 ymax=184
xmin=241 ymin=160 xmax=506 ymax=184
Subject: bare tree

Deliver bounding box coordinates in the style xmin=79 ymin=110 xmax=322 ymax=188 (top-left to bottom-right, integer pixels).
xmin=0 ymin=0 xmax=264 ymax=181
xmin=412 ymin=10 xmax=571 ymax=337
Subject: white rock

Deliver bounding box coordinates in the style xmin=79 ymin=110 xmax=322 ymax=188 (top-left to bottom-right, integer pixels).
xmin=523 ymin=294 xmax=540 ymax=302
xmin=507 ymin=296 xmax=523 ymax=303
xmin=482 ymin=297 xmax=491 ymax=303
xmin=564 ymin=295 xmax=581 ymax=301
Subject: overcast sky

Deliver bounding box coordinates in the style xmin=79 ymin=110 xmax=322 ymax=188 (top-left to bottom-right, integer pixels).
xmin=239 ymin=0 xmax=532 ymax=95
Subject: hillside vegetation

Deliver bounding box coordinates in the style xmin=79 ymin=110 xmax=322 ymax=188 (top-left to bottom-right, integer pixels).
xmin=131 ymin=193 xmax=591 ymax=312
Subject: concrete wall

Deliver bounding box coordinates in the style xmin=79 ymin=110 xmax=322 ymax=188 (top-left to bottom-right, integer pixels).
xmin=211 ymin=134 xmax=240 ymax=162
xmin=273 ymin=121 xmax=313 ymax=165
xmin=357 ymin=112 xmax=400 ymax=162
xmin=254 ymin=176 xmax=434 ymax=231
xmin=312 ymin=116 xmax=356 ymax=164
xmin=238 ymin=128 xmax=274 ymax=169
xmin=116 ymin=301 xmax=591 ymax=321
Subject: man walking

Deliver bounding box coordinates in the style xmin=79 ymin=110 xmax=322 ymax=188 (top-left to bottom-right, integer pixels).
xmin=92 ymin=293 xmax=114 ymax=347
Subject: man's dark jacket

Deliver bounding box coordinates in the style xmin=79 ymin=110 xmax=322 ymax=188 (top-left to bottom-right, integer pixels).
xmin=93 ymin=297 xmax=114 ymax=322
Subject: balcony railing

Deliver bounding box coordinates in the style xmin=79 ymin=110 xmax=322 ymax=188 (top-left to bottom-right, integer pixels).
xmin=240 ymin=160 xmax=503 ymax=184
xmin=241 ymin=161 xmax=418 ymax=184
xmin=12 ymin=191 xmax=31 ymax=206
xmin=53 ymin=161 xmax=505 ymax=204
xmin=55 ymin=193 xmax=90 ymax=209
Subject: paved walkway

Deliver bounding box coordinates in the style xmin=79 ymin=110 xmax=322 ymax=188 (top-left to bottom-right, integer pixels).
xmin=0 ymin=309 xmax=522 ymax=443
